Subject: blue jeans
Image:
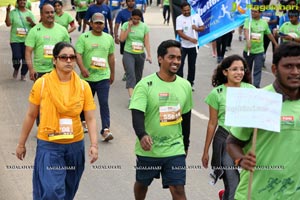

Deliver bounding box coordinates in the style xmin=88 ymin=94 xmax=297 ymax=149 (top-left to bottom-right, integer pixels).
xmin=33 ymin=139 xmax=85 ymax=200
xmin=243 ymin=51 xmax=264 ymax=88
xmin=81 ymin=79 xmax=110 ymax=135
xmin=177 ymin=47 xmax=197 ymax=86
xmin=10 ymin=42 xmax=28 ymax=76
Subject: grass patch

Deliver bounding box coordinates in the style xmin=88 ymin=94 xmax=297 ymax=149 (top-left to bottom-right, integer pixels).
xmin=0 ymin=0 xmax=39 ymax=7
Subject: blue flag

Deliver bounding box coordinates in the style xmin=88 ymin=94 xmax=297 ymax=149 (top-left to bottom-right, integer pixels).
xmin=183 ymin=0 xmax=250 ymax=47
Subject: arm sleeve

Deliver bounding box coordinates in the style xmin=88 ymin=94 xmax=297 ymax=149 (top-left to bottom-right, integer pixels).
xmin=131 ymin=109 xmax=148 ymax=140
xmin=181 ymin=110 xmax=191 ymax=151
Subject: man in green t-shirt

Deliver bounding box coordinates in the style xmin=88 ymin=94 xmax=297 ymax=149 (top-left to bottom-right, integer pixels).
xmin=25 ymin=3 xmax=70 ymax=81
xmin=76 ymin=13 xmax=115 ymax=142
xmin=5 ymin=0 xmax=36 ymax=80
xmin=74 ymin=0 xmax=93 ymax=32
xmin=243 ymin=6 xmax=278 ymax=88
xmin=278 ymin=9 xmax=300 ymax=43
xmin=227 ymin=42 xmax=300 ymax=200
xmin=129 ymin=40 xmax=193 ymax=199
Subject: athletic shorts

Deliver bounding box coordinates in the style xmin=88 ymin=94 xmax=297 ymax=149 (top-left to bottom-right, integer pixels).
xmin=76 ymin=11 xmax=87 ymax=21
xmin=135 ymin=155 xmax=186 ymax=188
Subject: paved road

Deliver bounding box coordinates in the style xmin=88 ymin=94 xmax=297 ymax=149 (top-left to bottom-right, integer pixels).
xmin=0 ymin=2 xmax=275 ymax=200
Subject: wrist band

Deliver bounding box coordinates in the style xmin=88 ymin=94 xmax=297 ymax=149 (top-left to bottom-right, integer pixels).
xmin=235 ymin=157 xmax=243 ymax=167
xmin=90 ymin=144 xmax=98 ymax=149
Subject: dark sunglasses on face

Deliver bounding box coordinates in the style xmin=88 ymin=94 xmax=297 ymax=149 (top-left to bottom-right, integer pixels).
xmin=56 ymin=54 xmax=77 ymax=62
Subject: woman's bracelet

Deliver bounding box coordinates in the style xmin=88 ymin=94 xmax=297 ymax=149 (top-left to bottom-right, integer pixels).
xmin=90 ymin=144 xmax=98 ymax=149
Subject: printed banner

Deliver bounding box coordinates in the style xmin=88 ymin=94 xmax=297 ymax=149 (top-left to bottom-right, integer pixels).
xmin=171 ymin=0 xmax=251 ymax=47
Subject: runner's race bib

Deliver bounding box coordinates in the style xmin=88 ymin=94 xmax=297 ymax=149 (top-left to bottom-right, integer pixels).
xmin=261 ymin=16 xmax=270 ymax=22
xmin=43 ymin=45 xmax=54 ymax=58
xmin=159 ymin=104 xmax=182 ymax=126
xmin=80 ymin=1 xmax=87 ymax=7
xmin=136 ymin=4 xmax=142 ymax=10
xmin=111 ymin=0 xmax=119 ymax=7
xmin=132 ymin=42 xmax=143 ymax=53
xmin=16 ymin=28 xmax=27 ymax=37
xmin=48 ymin=118 xmax=74 ymax=141
xmin=91 ymin=57 xmax=106 ymax=69
xmin=251 ymin=33 xmax=261 ymax=42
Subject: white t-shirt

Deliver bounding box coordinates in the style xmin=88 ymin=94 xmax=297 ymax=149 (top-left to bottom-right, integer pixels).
xmin=176 ymin=14 xmax=204 ymax=48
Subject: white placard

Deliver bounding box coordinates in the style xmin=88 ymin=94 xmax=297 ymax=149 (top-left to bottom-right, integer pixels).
xmin=225 ymin=88 xmax=282 ymax=132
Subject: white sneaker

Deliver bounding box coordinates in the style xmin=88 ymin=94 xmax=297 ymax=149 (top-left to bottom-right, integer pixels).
xmin=102 ymin=128 xmax=113 ymax=142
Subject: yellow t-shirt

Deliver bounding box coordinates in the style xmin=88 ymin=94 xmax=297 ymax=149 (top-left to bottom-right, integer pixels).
xmin=29 ymin=77 xmax=96 ymax=144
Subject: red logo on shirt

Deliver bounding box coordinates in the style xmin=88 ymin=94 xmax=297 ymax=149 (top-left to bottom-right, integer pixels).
xmin=159 ymin=93 xmax=169 ymax=97
xmin=281 ymin=116 xmax=294 ymax=121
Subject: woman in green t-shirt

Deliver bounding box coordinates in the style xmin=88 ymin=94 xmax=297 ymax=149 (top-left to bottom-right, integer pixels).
xmin=120 ymin=9 xmax=152 ymax=102
xmin=202 ymin=55 xmax=254 ymax=200
xmin=54 ymin=0 xmax=76 ymax=34
xmin=5 ymin=0 xmax=35 ymax=80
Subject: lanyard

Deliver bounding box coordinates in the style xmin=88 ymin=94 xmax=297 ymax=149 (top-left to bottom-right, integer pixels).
xmin=17 ymin=8 xmax=27 ymax=34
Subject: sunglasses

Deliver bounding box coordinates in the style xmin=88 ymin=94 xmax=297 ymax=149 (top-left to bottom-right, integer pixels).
xmin=226 ymin=67 xmax=247 ymax=72
xmin=56 ymin=55 xmax=77 ymax=62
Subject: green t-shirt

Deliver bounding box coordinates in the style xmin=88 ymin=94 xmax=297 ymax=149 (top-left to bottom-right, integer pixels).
xmin=75 ymin=31 xmax=115 ymax=82
xmin=75 ymin=0 xmax=91 ymax=12
xmin=9 ymin=8 xmax=35 ymax=43
xmin=205 ymin=82 xmax=255 ymax=132
xmin=25 ymin=23 xmax=70 ymax=73
xmin=279 ymin=22 xmax=300 ymax=42
xmin=231 ymin=84 xmax=300 ymax=200
xmin=129 ymin=73 xmax=193 ymax=158
xmin=244 ymin=18 xmax=270 ymax=54
xmin=163 ymin=0 xmax=169 ymax=6
xmin=121 ymin=22 xmax=149 ymax=54
xmin=54 ymin=12 xmax=74 ymax=30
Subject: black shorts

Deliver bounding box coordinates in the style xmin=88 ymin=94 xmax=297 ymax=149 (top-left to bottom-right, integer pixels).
xmin=76 ymin=11 xmax=87 ymax=21
xmin=135 ymin=155 xmax=186 ymax=188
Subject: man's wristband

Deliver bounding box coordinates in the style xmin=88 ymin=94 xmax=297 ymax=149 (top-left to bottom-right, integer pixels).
xmin=234 ymin=157 xmax=243 ymax=167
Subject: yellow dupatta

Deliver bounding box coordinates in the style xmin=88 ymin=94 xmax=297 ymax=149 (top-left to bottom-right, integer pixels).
xmin=39 ymin=70 xmax=83 ymax=135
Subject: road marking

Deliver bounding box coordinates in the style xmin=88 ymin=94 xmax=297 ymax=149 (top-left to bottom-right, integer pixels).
xmin=192 ymin=109 xmax=209 ymax=120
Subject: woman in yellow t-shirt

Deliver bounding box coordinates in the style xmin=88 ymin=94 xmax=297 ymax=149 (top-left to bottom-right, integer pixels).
xmin=16 ymin=42 xmax=98 ymax=199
